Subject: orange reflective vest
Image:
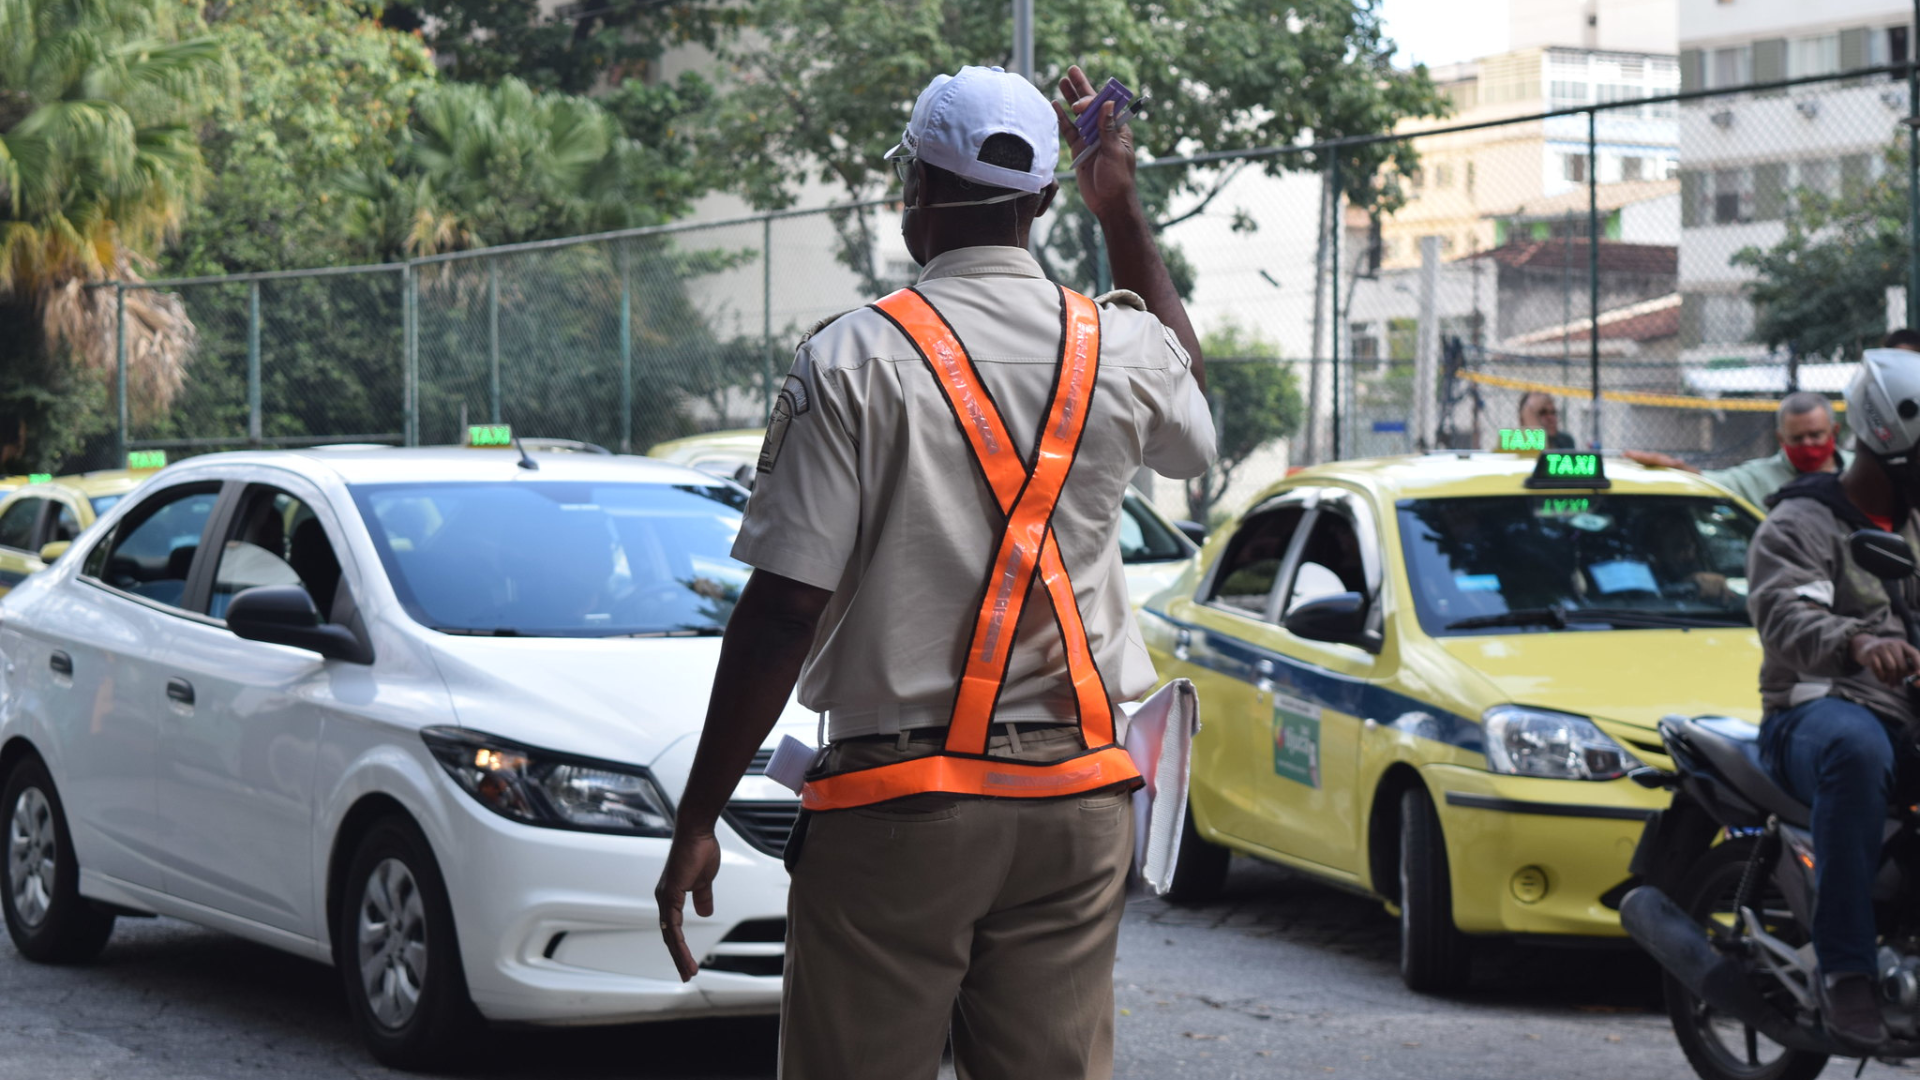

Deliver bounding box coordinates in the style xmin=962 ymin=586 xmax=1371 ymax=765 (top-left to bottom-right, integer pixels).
xmin=799 ymin=285 xmax=1144 ymax=812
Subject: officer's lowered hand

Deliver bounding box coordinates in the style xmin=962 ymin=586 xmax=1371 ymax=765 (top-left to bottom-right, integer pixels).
xmin=655 ymin=828 xmax=720 ymax=982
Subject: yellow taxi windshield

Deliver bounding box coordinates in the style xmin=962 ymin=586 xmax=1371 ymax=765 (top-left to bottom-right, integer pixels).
xmin=1396 ymin=494 xmax=1758 ymax=635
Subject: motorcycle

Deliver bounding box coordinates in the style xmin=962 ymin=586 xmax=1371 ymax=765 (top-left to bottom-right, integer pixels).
xmin=1621 ymin=529 xmax=1920 ymax=1080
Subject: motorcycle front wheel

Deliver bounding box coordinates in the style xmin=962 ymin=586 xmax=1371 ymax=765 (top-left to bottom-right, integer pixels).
xmin=1664 ymin=837 xmax=1828 ymax=1080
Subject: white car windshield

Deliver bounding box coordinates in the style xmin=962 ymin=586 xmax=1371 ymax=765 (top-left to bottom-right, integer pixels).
xmin=352 ymin=481 xmax=750 ymax=638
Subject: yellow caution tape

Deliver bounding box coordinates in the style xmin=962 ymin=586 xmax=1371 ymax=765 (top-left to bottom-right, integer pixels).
xmin=1458 ymin=370 xmax=1844 ymax=412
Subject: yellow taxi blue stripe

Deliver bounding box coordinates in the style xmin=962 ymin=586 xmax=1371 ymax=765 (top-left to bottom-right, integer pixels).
xmin=1141 ymin=605 xmax=1487 ymax=754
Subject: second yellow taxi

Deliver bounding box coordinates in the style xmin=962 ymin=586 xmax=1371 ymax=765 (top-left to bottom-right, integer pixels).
xmin=0 ymin=465 xmax=160 ymax=594
xmin=1139 ymin=446 xmax=1763 ymax=991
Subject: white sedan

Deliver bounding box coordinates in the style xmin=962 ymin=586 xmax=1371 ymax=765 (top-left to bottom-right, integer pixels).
xmin=0 ymin=447 xmax=804 ymax=1066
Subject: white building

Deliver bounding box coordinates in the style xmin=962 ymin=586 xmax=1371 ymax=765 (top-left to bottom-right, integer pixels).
xmin=1677 ymin=0 xmax=1914 ymax=363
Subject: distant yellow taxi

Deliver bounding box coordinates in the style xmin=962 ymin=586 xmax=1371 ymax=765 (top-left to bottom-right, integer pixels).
xmin=0 ymin=464 xmax=161 ymax=594
xmin=1139 ymin=446 xmax=1763 ymax=991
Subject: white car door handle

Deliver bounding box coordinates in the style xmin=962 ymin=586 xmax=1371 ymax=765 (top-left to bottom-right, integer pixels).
xmin=1253 ymin=658 xmax=1275 ymax=692
xmin=165 ymin=678 xmax=194 ymax=707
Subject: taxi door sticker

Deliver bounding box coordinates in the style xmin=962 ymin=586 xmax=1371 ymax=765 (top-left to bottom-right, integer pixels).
xmin=1272 ymin=692 xmax=1322 ymax=788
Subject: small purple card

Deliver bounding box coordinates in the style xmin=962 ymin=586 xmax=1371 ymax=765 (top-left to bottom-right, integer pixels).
xmin=1074 ymin=77 xmax=1133 ymax=145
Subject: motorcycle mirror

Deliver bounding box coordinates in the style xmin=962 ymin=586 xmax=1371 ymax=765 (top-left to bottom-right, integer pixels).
xmin=1849 ymin=528 xmax=1918 ymax=581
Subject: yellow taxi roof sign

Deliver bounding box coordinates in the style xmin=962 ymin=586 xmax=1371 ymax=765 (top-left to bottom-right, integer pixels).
xmin=1497 ymin=428 xmax=1548 ymax=452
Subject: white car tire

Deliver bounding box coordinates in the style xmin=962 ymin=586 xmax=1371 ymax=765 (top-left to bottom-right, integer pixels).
xmin=336 ymin=815 xmax=483 ymax=1069
xmin=0 ymin=755 xmax=114 ymax=964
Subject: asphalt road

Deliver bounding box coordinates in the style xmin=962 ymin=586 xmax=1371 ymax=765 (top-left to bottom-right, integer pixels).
xmin=3 ymin=858 xmax=1917 ymax=1080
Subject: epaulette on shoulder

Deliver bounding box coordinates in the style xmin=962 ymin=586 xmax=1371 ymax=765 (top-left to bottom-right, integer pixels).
xmin=1092 ymin=289 xmax=1148 ymax=311
xmin=798 ymin=309 xmax=859 ymax=348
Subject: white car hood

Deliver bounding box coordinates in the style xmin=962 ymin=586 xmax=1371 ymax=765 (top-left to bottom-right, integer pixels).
xmin=424 ymin=635 xmax=813 ymax=774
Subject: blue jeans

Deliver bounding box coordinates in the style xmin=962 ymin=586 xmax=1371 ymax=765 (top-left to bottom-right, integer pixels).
xmin=1759 ymin=697 xmax=1905 ymax=975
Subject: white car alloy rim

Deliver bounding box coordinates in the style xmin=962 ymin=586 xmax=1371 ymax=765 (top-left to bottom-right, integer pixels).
xmin=8 ymin=787 xmax=55 ymax=929
xmin=357 ymin=857 xmax=429 ymax=1029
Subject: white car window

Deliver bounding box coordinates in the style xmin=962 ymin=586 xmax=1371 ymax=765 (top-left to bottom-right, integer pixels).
xmin=210 ymin=488 xmax=344 ymax=621
xmin=84 ymin=484 xmax=222 ymax=611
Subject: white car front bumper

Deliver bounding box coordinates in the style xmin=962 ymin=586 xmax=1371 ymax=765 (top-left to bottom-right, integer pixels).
xmin=437 ymin=776 xmax=792 ymax=1026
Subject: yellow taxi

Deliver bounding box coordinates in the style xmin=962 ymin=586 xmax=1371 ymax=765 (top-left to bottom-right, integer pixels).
xmin=0 ymin=459 xmax=164 ymax=594
xmin=1139 ymin=444 xmax=1764 ymax=991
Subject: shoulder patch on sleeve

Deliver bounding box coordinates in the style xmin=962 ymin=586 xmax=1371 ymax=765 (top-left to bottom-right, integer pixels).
xmin=798 ymin=309 xmax=858 ymax=347
xmin=1092 ymin=289 xmax=1148 ymax=311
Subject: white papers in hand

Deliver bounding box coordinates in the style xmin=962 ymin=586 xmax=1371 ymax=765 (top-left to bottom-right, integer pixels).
xmin=1121 ymin=678 xmax=1199 ymax=896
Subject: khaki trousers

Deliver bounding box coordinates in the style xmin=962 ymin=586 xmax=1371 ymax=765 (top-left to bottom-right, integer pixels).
xmin=779 ymin=726 xmax=1135 ymax=1080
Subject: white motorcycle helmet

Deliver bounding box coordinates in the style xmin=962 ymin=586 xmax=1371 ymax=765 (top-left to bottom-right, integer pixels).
xmin=1845 ymin=348 xmax=1920 ymax=463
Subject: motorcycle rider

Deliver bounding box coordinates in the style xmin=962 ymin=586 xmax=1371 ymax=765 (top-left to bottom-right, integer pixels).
xmin=1747 ymin=348 xmax=1920 ymax=1051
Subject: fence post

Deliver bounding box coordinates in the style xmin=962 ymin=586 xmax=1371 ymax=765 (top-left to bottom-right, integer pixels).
xmin=1909 ymin=22 xmax=1919 ymax=328
xmin=247 ymin=280 xmax=262 ymax=446
xmin=115 ymin=285 xmax=128 ymax=465
xmin=763 ymin=215 xmax=775 ymax=414
xmin=620 ymin=240 xmax=633 ymax=454
xmin=489 ymin=261 xmax=501 ymax=424
xmin=1330 ymin=153 xmax=1342 ymax=461
xmin=404 ymin=265 xmax=418 ymax=446
xmin=1586 ymin=108 xmax=1601 ymax=448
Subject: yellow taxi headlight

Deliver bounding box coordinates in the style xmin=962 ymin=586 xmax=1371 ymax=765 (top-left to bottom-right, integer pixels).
xmin=1483 ymin=705 xmax=1641 ymax=781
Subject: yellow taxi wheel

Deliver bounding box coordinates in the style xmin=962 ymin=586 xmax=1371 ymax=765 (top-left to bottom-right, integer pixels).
xmin=1398 ymin=786 xmax=1471 ymax=993
xmin=1164 ymin=799 xmax=1230 ymax=903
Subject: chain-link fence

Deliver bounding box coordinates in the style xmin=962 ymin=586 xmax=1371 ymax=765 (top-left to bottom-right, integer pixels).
xmin=97 ymin=60 xmax=1920 ymax=527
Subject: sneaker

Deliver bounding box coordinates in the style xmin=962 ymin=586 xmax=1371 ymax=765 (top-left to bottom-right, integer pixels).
xmin=1820 ymin=972 xmax=1890 ymax=1053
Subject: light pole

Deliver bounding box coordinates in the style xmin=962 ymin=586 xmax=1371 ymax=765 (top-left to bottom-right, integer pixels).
xmin=1012 ymin=0 xmax=1034 ymax=82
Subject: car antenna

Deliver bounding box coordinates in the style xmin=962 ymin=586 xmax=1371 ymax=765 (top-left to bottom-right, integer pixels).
xmin=513 ymin=434 xmax=539 ymax=471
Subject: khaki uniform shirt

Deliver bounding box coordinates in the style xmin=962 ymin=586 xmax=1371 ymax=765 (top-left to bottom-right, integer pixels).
xmin=732 ymin=246 xmax=1216 ymax=740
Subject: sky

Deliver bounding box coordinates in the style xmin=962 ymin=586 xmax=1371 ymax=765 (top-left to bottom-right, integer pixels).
xmin=1378 ymin=0 xmax=1511 ymax=68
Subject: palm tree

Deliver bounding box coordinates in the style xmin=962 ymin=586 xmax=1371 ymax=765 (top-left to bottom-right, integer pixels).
xmin=0 ymin=0 xmax=224 ymax=429
xmin=344 ymin=77 xmax=667 ymax=259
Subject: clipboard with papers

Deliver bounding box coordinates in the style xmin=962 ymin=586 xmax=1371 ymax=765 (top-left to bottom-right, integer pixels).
xmin=1120 ymin=678 xmax=1199 ymax=896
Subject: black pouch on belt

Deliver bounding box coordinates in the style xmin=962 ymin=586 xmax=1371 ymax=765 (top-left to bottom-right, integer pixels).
xmin=783 ymin=809 xmax=813 ymax=873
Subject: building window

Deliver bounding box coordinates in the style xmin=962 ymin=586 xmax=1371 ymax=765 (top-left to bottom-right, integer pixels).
xmin=1550 ymin=80 xmax=1590 ymax=108
xmin=1433 ymin=163 xmax=1453 ymax=189
xmin=1563 ymin=153 xmax=1588 ymax=183
xmin=1798 ymin=159 xmax=1838 ymax=198
xmin=1712 ymin=168 xmax=1753 ymax=224
xmin=1791 ymin=34 xmax=1840 ymax=78
xmin=1712 ymin=46 xmax=1750 ymax=89
xmin=1350 ymin=325 xmax=1380 ymax=362
xmin=1622 ymin=156 xmax=1645 ymax=181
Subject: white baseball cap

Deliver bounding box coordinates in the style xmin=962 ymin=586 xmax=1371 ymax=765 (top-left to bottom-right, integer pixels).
xmin=885 ymin=66 xmax=1058 ymax=194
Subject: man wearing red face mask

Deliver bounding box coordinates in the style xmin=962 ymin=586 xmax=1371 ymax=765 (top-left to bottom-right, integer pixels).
xmin=1624 ymin=391 xmax=1840 ymax=512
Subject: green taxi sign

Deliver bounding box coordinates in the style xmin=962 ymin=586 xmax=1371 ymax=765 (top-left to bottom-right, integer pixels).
xmin=26 ymin=473 xmax=50 ymax=484
xmin=1526 ymin=450 xmax=1610 ymax=490
xmin=1498 ymin=428 xmax=1548 ymax=452
xmin=468 ymin=424 xmax=513 ymax=448
xmin=127 ymin=450 xmax=167 ymax=470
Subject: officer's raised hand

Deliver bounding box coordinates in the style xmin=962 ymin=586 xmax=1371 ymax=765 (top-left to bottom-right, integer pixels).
xmin=1053 ymin=65 xmax=1138 ymax=222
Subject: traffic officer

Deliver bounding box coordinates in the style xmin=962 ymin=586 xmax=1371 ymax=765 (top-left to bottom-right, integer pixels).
xmin=655 ymin=63 xmax=1215 ymax=1079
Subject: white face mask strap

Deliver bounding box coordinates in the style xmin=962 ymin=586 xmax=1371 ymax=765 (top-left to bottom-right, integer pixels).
xmin=913 ymin=190 xmax=1032 ymax=210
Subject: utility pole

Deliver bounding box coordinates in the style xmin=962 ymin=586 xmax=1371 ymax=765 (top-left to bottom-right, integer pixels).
xmin=1909 ymin=0 xmax=1919 ymax=327
xmin=1012 ymin=0 xmax=1034 ymax=82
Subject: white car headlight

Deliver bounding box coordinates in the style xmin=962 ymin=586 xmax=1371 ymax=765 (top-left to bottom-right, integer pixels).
xmin=422 ymin=727 xmax=673 ymax=836
xmin=1481 ymin=706 xmax=1641 ymax=781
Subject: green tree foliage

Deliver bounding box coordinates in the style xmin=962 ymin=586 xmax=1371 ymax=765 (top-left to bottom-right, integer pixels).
xmin=705 ymin=0 xmax=1447 ymax=295
xmin=1187 ymin=319 xmax=1303 ymax=522
xmin=342 ymin=76 xmax=711 ymax=257
xmin=162 ymin=0 xmax=434 ymax=277
xmin=396 ymin=0 xmax=735 ymax=95
xmin=1731 ymin=143 xmax=1909 ymax=362
xmin=0 ymin=0 xmax=224 ymax=468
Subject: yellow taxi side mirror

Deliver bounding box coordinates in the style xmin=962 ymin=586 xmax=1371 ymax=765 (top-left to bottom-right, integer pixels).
xmin=37 ymin=541 xmax=70 ymax=563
